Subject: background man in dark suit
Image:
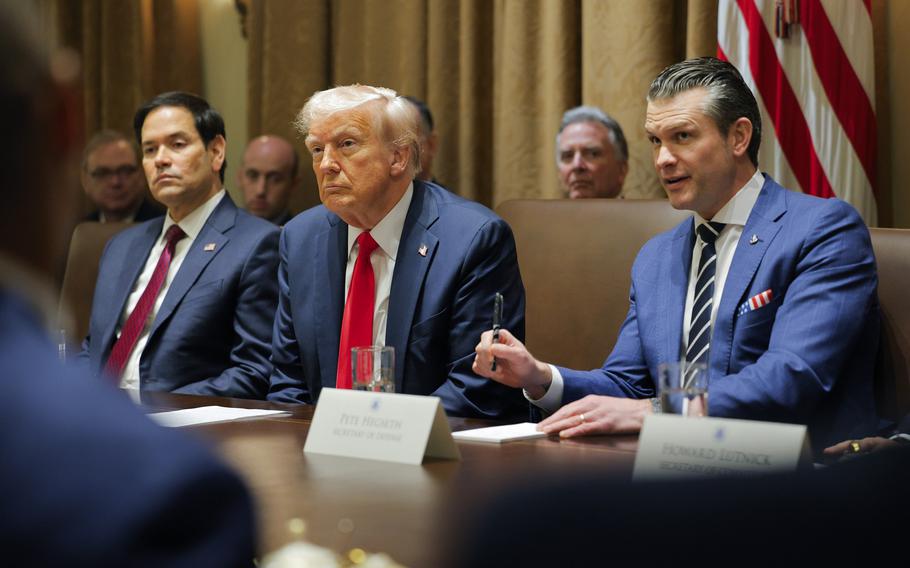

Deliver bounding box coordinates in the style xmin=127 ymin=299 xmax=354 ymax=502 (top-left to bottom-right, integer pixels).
xmin=81 ymin=130 xmax=163 ymax=222
xmin=237 ymin=134 xmax=300 ymax=225
xmin=0 ymin=4 xmax=255 ymax=565
xmin=80 ymin=92 xmax=279 ymax=398
xmin=556 ymin=105 xmax=629 ymax=199
xmin=475 ymin=58 xmax=878 ymax=450
xmin=268 ymin=84 xmax=526 ymax=419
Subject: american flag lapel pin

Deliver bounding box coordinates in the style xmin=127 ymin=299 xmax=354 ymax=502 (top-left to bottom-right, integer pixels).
xmin=418 ymin=244 xmax=428 ymax=257
xmin=204 ymin=243 xmax=216 ymax=252
xmin=737 ymin=289 xmax=773 ymax=316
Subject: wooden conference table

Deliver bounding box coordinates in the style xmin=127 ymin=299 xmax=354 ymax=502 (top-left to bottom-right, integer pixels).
xmin=141 ymin=392 xmax=639 ymax=567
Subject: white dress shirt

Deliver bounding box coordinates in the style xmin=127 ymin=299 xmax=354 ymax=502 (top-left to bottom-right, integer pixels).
xmin=118 ymin=189 xmax=225 ymax=390
xmin=344 ymin=183 xmax=414 ymax=346
xmin=528 ymin=170 xmax=765 ymax=413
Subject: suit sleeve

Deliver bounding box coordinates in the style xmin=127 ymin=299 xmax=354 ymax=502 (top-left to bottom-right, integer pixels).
xmin=266 ymin=227 xmax=313 ymax=403
xmin=707 ymin=199 xmax=878 ymax=424
xmin=172 ymin=228 xmax=280 ymax=398
xmin=431 ymin=217 xmax=529 ymax=420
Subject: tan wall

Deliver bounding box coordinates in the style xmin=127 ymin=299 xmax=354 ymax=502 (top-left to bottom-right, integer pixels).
xmin=199 ymin=0 xmax=248 ymax=206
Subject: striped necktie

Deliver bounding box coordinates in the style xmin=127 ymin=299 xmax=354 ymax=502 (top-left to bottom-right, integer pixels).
xmin=684 ymin=221 xmax=726 ymax=380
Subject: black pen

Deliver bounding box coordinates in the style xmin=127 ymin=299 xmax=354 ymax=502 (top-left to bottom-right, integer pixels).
xmin=491 ymin=292 xmax=503 ymax=371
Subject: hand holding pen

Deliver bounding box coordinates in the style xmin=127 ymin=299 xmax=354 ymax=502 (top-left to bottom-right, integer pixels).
xmin=491 ymin=292 xmax=503 ymax=371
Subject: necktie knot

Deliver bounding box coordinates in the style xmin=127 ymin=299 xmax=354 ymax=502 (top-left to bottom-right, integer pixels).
xmin=164 ymin=224 xmax=187 ymax=247
xmin=696 ymin=222 xmax=726 ymax=245
xmin=357 ymin=231 xmax=379 ymax=257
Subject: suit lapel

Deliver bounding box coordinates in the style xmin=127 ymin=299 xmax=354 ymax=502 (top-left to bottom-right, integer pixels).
xmin=148 ymin=196 xmax=234 ymax=338
xmin=664 ymin=219 xmax=695 ymax=366
xmin=316 ymin=212 xmax=347 ymax=388
xmin=387 ymin=184 xmax=438 ymax=391
xmin=100 ymin=220 xmax=161 ymax=354
xmin=711 ymin=178 xmax=786 ymax=375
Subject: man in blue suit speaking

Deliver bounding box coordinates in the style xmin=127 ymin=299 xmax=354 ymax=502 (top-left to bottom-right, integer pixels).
xmin=80 ymin=92 xmax=279 ymax=398
xmin=474 ymin=57 xmax=879 ymax=449
xmin=268 ymin=85 xmax=526 ymax=420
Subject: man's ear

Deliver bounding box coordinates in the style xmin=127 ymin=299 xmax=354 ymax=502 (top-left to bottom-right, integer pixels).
xmin=729 ymin=117 xmax=753 ymax=159
xmin=209 ymin=134 xmax=227 ymax=173
xmin=389 ymin=145 xmax=411 ymax=177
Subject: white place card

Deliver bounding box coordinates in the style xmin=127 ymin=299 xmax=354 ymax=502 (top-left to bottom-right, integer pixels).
xmin=303 ymin=388 xmax=461 ymax=465
xmin=452 ymin=422 xmax=547 ymax=443
xmin=633 ymin=414 xmax=810 ymax=480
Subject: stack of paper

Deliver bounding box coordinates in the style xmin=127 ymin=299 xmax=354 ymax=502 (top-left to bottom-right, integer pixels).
xmin=452 ymin=422 xmax=547 ymax=443
xmin=149 ymin=406 xmax=291 ymax=428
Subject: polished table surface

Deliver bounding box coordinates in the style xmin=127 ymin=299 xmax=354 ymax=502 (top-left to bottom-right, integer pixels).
xmin=141 ymin=392 xmax=639 ymax=567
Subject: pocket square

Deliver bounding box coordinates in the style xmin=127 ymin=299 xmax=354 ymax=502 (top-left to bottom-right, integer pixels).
xmin=737 ymin=289 xmax=773 ymax=316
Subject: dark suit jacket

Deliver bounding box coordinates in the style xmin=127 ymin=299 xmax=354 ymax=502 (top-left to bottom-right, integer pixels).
xmin=268 ymin=180 xmax=527 ymax=419
xmin=0 ymin=288 xmax=255 ymax=567
xmin=81 ymin=194 xmax=280 ymax=398
xmin=558 ymin=176 xmax=879 ymax=449
xmin=85 ymin=197 xmax=164 ymax=222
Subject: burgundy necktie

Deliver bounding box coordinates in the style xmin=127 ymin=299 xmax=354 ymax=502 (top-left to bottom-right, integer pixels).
xmin=104 ymin=224 xmax=186 ymax=381
xmin=336 ymin=231 xmax=379 ymax=389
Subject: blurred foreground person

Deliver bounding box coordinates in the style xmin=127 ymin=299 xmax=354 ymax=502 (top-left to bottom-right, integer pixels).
xmin=0 ymin=4 xmax=256 ymax=566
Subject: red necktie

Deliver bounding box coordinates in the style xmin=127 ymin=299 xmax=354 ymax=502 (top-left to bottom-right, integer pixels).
xmin=104 ymin=224 xmax=186 ymax=381
xmin=336 ymin=231 xmax=379 ymax=389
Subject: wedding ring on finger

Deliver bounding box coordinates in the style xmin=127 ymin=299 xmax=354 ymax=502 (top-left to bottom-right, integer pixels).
xmin=579 ymin=413 xmax=586 ymax=424
xmin=849 ymin=441 xmax=862 ymax=454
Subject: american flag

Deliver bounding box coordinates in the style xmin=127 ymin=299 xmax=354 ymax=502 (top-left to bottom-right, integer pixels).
xmin=738 ymin=289 xmax=774 ymax=316
xmin=718 ymin=0 xmax=877 ymax=225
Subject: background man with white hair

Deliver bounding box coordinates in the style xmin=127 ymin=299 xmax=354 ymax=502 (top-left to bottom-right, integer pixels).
xmin=556 ymin=105 xmax=629 ymax=199
xmin=268 ymin=84 xmax=527 ymax=420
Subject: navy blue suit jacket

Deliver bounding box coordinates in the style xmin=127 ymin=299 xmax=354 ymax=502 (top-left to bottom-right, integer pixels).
xmin=559 ymin=176 xmax=879 ymax=449
xmin=268 ymin=181 xmax=527 ymax=419
xmin=1 ymin=289 xmax=255 ymax=566
xmin=81 ymin=194 xmax=279 ymax=398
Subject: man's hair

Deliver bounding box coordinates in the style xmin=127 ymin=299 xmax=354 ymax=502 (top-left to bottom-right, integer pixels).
xmin=81 ymin=130 xmax=138 ymax=171
xmin=294 ymin=84 xmax=421 ymax=178
xmin=648 ymin=57 xmax=762 ymax=166
xmin=402 ymin=95 xmax=434 ymax=140
xmin=133 ymin=91 xmax=227 ymax=182
xmin=556 ymin=106 xmax=629 ymax=163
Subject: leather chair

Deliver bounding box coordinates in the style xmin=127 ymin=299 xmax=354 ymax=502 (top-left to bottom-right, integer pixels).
xmin=496 ymin=199 xmax=690 ymax=370
xmin=58 ymin=222 xmax=132 ymax=343
xmin=869 ymin=228 xmax=910 ymax=422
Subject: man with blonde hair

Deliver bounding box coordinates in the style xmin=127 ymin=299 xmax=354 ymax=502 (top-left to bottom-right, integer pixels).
xmin=268 ymin=84 xmax=526 ymax=420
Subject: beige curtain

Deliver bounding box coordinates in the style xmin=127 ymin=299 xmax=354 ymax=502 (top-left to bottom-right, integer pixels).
xmin=56 ymin=0 xmax=897 ymax=224
xmin=247 ymin=0 xmax=721 ymax=209
xmin=53 ymin=0 xmax=201 ymax=138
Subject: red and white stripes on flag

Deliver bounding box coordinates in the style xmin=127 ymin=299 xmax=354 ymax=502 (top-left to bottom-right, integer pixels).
xmin=718 ymin=0 xmax=877 ymax=225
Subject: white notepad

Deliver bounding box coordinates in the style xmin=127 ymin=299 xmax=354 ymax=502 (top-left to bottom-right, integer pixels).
xmin=149 ymin=406 xmax=291 ymax=428
xmin=452 ymin=422 xmax=547 ymax=443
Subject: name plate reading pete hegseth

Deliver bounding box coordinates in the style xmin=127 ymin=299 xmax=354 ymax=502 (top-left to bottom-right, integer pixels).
xmin=633 ymin=414 xmax=810 ymax=481
xmin=304 ymin=388 xmax=461 ymax=465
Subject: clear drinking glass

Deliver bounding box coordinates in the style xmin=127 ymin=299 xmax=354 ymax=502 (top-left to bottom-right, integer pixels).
xmin=351 ymin=346 xmax=395 ymax=393
xmin=657 ymin=361 xmax=708 ymax=417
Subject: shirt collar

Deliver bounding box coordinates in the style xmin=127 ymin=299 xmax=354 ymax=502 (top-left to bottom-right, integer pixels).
xmin=347 ymin=182 xmax=414 ymax=261
xmin=161 ymin=189 xmax=225 ymax=242
xmin=694 ymin=169 xmax=764 ymax=228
